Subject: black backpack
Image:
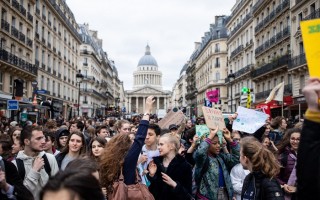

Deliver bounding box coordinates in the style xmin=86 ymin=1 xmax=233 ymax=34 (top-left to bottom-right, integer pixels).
xmin=16 ymin=154 xmax=52 ymax=180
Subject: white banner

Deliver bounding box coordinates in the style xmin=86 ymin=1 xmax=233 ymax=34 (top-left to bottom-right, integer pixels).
xmin=232 ymin=106 xmax=268 ymax=134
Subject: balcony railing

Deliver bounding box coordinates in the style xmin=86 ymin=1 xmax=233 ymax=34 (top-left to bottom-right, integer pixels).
xmin=234 ymin=64 xmax=253 ymax=78
xmin=229 ymin=12 xmax=252 ymax=39
xmin=289 ymin=53 xmax=306 ymax=69
xmin=255 ymin=89 xmax=272 ymax=100
xmin=42 ymin=63 xmax=45 ymax=69
xmin=12 ymin=0 xmax=20 ymax=12
xmin=230 ymin=45 xmax=244 ymax=59
xmin=252 ymin=54 xmax=290 ymax=78
xmin=252 ymin=0 xmax=265 ymax=13
xmin=255 ymin=27 xmax=290 ymax=56
xmin=19 ymin=4 xmax=26 ymax=16
xmin=19 ymin=32 xmax=25 ymax=43
xmin=0 ymin=48 xmax=37 ymax=75
xmin=26 ymin=38 xmax=32 ymax=47
xmin=48 ymin=20 xmax=51 ymax=26
xmin=27 ymin=12 xmax=33 ymax=22
xmin=35 ymin=32 xmax=39 ymax=39
xmin=11 ymin=26 xmax=19 ymax=39
xmin=1 ymin=19 xmax=10 ymax=32
xmin=35 ymin=59 xmax=39 ymax=67
xmin=302 ymin=8 xmax=320 ymax=21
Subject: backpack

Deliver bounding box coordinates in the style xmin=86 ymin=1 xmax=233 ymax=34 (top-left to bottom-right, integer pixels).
xmin=108 ymin=168 xmax=155 ymax=200
xmin=16 ymin=154 xmax=52 ymax=180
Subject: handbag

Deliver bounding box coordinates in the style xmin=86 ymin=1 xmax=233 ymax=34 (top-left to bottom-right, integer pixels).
xmin=108 ymin=168 xmax=155 ymax=200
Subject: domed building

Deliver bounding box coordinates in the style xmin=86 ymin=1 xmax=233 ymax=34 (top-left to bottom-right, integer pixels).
xmin=126 ymin=45 xmax=171 ymax=114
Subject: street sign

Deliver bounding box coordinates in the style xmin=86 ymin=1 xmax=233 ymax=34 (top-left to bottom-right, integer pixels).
xmin=7 ymin=100 xmax=19 ymax=110
xmin=36 ymin=89 xmax=47 ymax=94
xmin=31 ymin=80 xmax=38 ymax=88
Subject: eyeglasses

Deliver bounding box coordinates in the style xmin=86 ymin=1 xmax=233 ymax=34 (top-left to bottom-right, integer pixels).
xmin=290 ymin=138 xmax=300 ymax=142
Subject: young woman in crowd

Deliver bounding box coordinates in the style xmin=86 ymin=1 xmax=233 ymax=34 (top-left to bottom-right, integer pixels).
xmin=55 ymin=128 xmax=70 ymax=151
xmin=11 ymin=135 xmax=23 ymax=160
xmin=55 ymin=131 xmax=87 ymax=170
xmin=147 ymin=133 xmax=193 ymax=199
xmin=269 ymin=116 xmax=287 ymax=145
xmin=114 ymin=119 xmax=131 ymax=134
xmin=261 ymin=135 xmax=278 ymax=153
xmin=276 ymin=128 xmax=301 ymax=199
xmin=89 ymin=136 xmax=107 ymax=162
xmin=8 ymin=126 xmax=21 ymax=141
xmin=240 ymin=136 xmax=284 ymax=199
xmin=194 ymin=127 xmax=240 ymax=200
xmin=99 ymin=96 xmax=154 ymax=196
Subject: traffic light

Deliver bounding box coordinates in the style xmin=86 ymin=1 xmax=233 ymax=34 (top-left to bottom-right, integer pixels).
xmin=246 ymin=89 xmax=251 ymax=108
xmin=242 ymin=87 xmax=249 ymax=94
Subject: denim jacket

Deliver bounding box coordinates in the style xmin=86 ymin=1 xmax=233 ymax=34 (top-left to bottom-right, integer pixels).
xmin=194 ymin=140 xmax=240 ymax=200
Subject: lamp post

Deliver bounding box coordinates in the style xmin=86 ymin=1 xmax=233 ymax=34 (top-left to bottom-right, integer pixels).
xmin=76 ymin=70 xmax=84 ymax=117
xmin=228 ymin=70 xmax=235 ymax=112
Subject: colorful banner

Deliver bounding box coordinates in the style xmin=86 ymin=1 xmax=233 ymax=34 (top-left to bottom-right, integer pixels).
xmin=196 ymin=125 xmax=210 ymax=141
xmin=301 ymin=19 xmax=320 ymax=78
xmin=206 ymin=89 xmax=219 ymax=103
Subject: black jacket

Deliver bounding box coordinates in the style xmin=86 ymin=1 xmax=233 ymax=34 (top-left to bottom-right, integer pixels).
xmin=147 ymin=154 xmax=193 ymax=200
xmin=297 ymin=119 xmax=320 ymax=200
xmin=55 ymin=152 xmax=67 ymax=169
xmin=241 ymin=171 xmax=284 ymax=200
xmin=1 ymin=159 xmax=34 ymax=200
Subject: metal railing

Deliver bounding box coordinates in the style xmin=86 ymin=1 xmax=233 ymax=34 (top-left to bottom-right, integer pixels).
xmin=252 ymin=54 xmax=290 ymax=78
xmin=11 ymin=26 xmax=19 ymax=39
xmin=1 ymin=19 xmax=10 ymax=32
xmin=230 ymin=45 xmax=244 ymax=59
xmin=234 ymin=64 xmax=253 ymax=78
xmin=27 ymin=12 xmax=33 ymax=22
xmin=289 ymin=53 xmax=306 ymax=69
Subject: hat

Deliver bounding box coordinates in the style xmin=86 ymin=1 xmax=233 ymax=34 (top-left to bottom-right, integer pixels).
xmin=169 ymin=124 xmax=178 ymax=130
xmin=56 ymin=128 xmax=70 ymax=139
xmin=10 ymin=121 xmax=18 ymax=127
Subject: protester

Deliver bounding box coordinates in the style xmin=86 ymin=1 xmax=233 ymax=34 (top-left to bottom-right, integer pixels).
xmin=194 ymin=127 xmax=240 ymax=200
xmin=276 ymin=128 xmax=301 ymax=200
xmin=55 ymin=128 xmax=70 ymax=151
xmin=89 ymin=137 xmax=107 ymax=161
xmin=69 ymin=121 xmax=84 ymax=133
xmin=147 ymin=132 xmax=193 ymax=200
xmin=95 ymin=125 xmax=110 ymax=139
xmin=114 ymin=119 xmax=131 ymax=134
xmin=12 ymin=126 xmax=59 ymax=200
xmin=296 ymin=78 xmax=320 ymax=200
xmin=43 ymin=130 xmax=60 ymax=156
xmin=11 ymin=136 xmax=23 ymax=160
xmin=261 ymin=135 xmax=278 ymax=153
xmin=230 ymin=163 xmax=250 ymax=200
xmin=55 ymin=131 xmax=87 ymax=170
xmin=240 ymin=136 xmax=284 ymax=199
xmin=99 ymin=96 xmax=154 ymax=196
xmin=269 ymin=116 xmax=287 ymax=145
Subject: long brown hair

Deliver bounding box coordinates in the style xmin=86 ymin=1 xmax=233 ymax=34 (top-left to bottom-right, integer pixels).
xmin=61 ymin=131 xmax=87 ymax=155
xmin=241 ymin=136 xmax=280 ymax=178
xmin=99 ymin=133 xmax=132 ymax=191
xmin=276 ymin=128 xmax=301 ymax=154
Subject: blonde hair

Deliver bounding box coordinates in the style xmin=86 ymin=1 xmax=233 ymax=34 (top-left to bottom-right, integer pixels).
xmin=160 ymin=133 xmax=180 ymax=154
xmin=241 ymin=136 xmax=281 ymax=178
xmin=114 ymin=120 xmax=130 ymax=133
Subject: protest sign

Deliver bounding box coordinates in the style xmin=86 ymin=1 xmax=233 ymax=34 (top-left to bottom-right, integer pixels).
xmin=301 ymin=19 xmax=320 ymax=78
xmin=157 ymin=110 xmax=185 ymax=129
xmin=196 ymin=125 xmax=210 ymax=141
xmin=232 ymin=106 xmax=268 ymax=134
xmin=202 ymin=106 xmax=226 ymax=130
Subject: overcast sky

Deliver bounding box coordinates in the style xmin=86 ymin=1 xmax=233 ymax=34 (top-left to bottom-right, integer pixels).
xmin=67 ymin=0 xmax=235 ymax=91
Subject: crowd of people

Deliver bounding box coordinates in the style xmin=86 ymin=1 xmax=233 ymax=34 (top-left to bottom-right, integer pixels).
xmin=0 ymin=78 xmax=319 ymax=200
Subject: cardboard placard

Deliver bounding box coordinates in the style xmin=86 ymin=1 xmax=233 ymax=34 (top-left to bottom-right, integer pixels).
xmin=301 ymin=19 xmax=320 ymax=78
xmin=232 ymin=106 xmax=268 ymax=134
xmin=157 ymin=110 xmax=185 ymax=129
xmin=202 ymin=106 xmax=226 ymax=130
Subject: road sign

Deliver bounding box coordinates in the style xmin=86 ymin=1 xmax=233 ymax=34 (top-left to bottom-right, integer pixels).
xmin=36 ymin=89 xmax=47 ymax=94
xmin=31 ymin=80 xmax=38 ymax=87
xmin=7 ymin=100 xmax=19 ymax=110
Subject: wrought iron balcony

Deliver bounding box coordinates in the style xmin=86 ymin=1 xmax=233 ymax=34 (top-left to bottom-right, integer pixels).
xmin=26 ymin=38 xmax=32 ymax=48
xmin=11 ymin=26 xmax=19 ymax=39
xmin=289 ymin=53 xmax=306 ymax=70
xmin=252 ymin=54 xmax=290 ymax=78
xmin=48 ymin=20 xmax=51 ymax=26
xmin=27 ymin=12 xmax=33 ymax=22
xmin=11 ymin=0 xmax=20 ymax=12
xmin=252 ymin=0 xmax=265 ymax=13
xmin=302 ymin=8 xmax=320 ymax=21
xmin=215 ymin=48 xmax=220 ymax=53
xmin=19 ymin=4 xmax=26 ymax=16
xmin=42 ymin=37 xmax=46 ymax=44
xmin=255 ymin=89 xmax=272 ymax=100
xmin=230 ymin=45 xmax=244 ymax=59
xmin=35 ymin=59 xmax=39 ymax=67
xmin=35 ymin=32 xmax=39 ymax=39
xmin=234 ymin=64 xmax=253 ymax=78
xmin=19 ymin=32 xmax=25 ymax=43
xmin=48 ymin=42 xmax=51 ymax=48
xmin=1 ymin=19 xmax=10 ymax=32
xmin=0 ymin=48 xmax=37 ymax=75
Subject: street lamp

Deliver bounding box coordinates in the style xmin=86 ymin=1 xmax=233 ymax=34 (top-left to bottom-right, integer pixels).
xmin=76 ymin=70 xmax=84 ymax=117
xmin=228 ymin=70 xmax=235 ymax=112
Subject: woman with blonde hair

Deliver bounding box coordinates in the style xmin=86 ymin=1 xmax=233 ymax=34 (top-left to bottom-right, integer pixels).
xmin=114 ymin=119 xmax=131 ymax=134
xmin=240 ymin=136 xmax=284 ymax=200
xmin=99 ymin=96 xmax=154 ymax=196
xmin=147 ymin=133 xmax=192 ymax=199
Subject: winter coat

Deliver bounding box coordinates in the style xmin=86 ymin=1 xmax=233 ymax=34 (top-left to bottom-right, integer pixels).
xmin=147 ymin=154 xmax=193 ymax=200
xmin=193 ymin=140 xmax=240 ymax=200
xmin=277 ymin=147 xmax=297 ymax=185
xmin=241 ymin=171 xmax=284 ymax=200
xmin=12 ymin=151 xmax=59 ymax=200
xmin=1 ymin=159 xmax=34 ymax=200
xmin=297 ymin=116 xmax=320 ymax=200
xmin=269 ymin=129 xmax=283 ymax=145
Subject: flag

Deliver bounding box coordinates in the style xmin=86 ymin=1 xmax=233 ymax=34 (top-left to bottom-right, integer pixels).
xmin=206 ymin=89 xmax=219 ymax=103
xmin=265 ymin=82 xmax=284 ymax=103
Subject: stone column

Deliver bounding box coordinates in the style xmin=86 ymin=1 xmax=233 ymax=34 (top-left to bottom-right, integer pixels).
xmin=157 ymin=96 xmax=159 ymax=110
xmin=136 ymin=97 xmax=138 ymax=113
xmin=164 ymin=97 xmax=167 ymax=110
xmin=143 ymin=96 xmax=145 ymax=112
xmin=128 ymin=97 xmax=131 ymax=113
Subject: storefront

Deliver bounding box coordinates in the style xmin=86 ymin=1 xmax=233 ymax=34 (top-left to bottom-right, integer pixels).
xmin=255 ymin=96 xmax=293 ymax=118
xmin=284 ymin=96 xmax=307 ymax=120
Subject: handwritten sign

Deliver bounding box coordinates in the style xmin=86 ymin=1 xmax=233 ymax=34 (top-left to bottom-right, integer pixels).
xmin=157 ymin=110 xmax=185 ymax=129
xmin=196 ymin=125 xmax=210 ymax=141
xmin=301 ymin=19 xmax=320 ymax=78
xmin=202 ymin=106 xmax=226 ymax=130
xmin=232 ymin=106 xmax=268 ymax=134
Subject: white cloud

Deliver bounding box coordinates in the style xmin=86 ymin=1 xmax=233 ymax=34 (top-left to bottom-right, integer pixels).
xmin=67 ymin=0 xmax=235 ymax=90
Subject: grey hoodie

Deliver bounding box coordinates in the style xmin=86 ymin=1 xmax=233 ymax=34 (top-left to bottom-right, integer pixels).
xmin=12 ymin=151 xmax=59 ymax=200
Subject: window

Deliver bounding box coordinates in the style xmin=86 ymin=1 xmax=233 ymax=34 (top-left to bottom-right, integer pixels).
xmin=299 ymin=42 xmax=304 ymax=54
xmin=215 ymin=72 xmax=220 ymax=81
xmin=35 ymin=46 xmax=39 ymax=60
xmin=1 ymin=8 xmax=7 ymax=21
xmin=215 ymin=58 xmax=220 ymax=68
xmin=298 ymin=13 xmax=303 ymax=23
xmin=300 ymin=75 xmax=305 ymax=89
xmin=52 ymin=81 xmax=55 ymax=94
xmin=47 ymin=78 xmax=50 ymax=91
xmin=19 ymin=22 xmax=23 ymax=32
xmin=215 ymin=43 xmax=220 ymax=52
xmin=9 ymin=76 xmax=13 ymax=93
xmin=0 ymin=38 xmax=6 ymax=48
xmin=274 ymin=78 xmax=277 ymax=87
xmin=268 ymin=81 xmax=271 ymax=90
xmin=12 ymin=17 xmax=16 ymax=27
xmin=42 ymin=50 xmax=45 ymax=64
xmin=281 ymin=76 xmax=284 ymax=83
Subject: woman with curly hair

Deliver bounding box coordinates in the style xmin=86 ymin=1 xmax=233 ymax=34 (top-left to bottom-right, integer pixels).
xmin=99 ymin=96 xmax=154 ymax=195
xmin=240 ymin=136 xmax=284 ymax=200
